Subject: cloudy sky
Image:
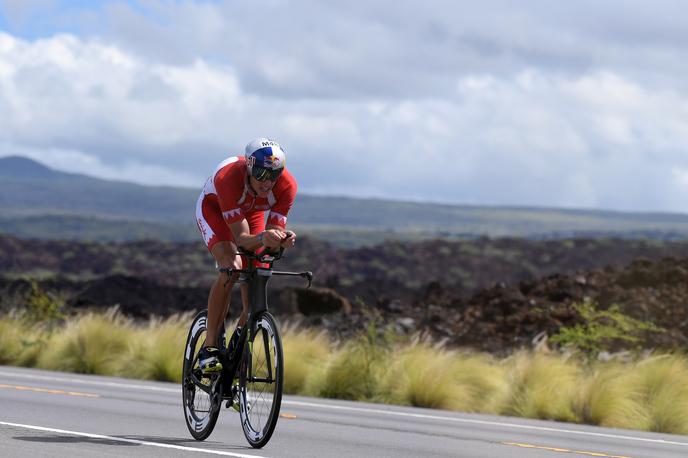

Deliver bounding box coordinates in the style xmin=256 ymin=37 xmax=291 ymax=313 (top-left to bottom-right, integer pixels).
xmin=1 ymin=1 xmax=688 ymax=212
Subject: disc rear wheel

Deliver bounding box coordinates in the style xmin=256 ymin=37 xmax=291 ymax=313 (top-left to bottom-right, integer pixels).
xmin=182 ymin=310 xmax=225 ymax=440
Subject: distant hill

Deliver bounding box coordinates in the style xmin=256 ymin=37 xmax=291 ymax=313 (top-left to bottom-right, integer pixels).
xmin=0 ymin=156 xmax=195 ymax=223
xmin=2 ymin=155 xmax=688 ymax=245
xmin=0 ymin=156 xmax=57 ymax=179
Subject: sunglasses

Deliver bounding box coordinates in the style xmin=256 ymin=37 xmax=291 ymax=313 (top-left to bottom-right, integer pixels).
xmin=251 ymin=166 xmax=283 ymax=182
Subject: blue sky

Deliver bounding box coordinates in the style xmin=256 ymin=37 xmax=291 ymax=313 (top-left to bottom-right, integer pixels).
xmin=0 ymin=1 xmax=104 ymax=37
xmin=1 ymin=1 xmax=688 ymax=212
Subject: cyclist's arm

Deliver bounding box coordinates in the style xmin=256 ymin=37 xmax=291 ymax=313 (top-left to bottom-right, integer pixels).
xmin=229 ymin=220 xmax=289 ymax=250
xmin=263 ymin=172 xmax=297 ymax=248
xmin=229 ymin=219 xmax=261 ymax=250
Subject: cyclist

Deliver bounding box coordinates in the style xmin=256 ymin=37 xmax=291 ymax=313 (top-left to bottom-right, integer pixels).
xmin=195 ymin=138 xmax=297 ymax=374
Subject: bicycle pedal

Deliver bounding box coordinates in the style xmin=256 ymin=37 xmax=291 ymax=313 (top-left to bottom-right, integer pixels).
xmin=225 ymin=399 xmax=241 ymax=412
xmin=200 ymin=374 xmax=218 ymax=387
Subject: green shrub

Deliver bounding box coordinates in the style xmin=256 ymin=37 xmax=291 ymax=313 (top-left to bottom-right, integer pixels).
xmin=25 ymin=281 xmax=65 ymax=323
xmin=550 ymin=299 xmax=662 ymax=357
xmin=315 ymin=327 xmax=389 ymax=400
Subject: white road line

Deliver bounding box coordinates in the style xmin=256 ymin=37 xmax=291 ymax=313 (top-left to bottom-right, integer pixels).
xmin=0 ymin=370 xmax=178 ymax=393
xmin=0 ymin=421 xmax=266 ymax=458
xmin=4 ymin=369 xmax=688 ymax=448
xmin=283 ymin=401 xmax=688 ymax=448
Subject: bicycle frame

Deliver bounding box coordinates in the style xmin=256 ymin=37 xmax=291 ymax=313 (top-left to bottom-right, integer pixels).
xmin=191 ymin=248 xmax=312 ymax=399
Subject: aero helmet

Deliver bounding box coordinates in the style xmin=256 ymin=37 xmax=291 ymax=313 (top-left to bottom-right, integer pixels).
xmin=244 ymin=138 xmax=286 ymax=181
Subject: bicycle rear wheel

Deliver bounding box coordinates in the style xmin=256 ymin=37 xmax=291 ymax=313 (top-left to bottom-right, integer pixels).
xmin=182 ymin=310 xmax=225 ymax=440
xmin=238 ymin=312 xmax=284 ymax=448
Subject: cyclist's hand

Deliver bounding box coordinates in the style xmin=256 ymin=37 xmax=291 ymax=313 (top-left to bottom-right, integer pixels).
xmin=281 ymin=230 xmax=296 ymax=249
xmin=262 ymin=229 xmax=286 ymax=250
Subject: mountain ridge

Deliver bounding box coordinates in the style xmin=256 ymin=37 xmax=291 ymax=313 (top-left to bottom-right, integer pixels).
xmin=0 ymin=155 xmax=59 ymax=178
xmin=3 ymin=155 xmax=688 ymax=245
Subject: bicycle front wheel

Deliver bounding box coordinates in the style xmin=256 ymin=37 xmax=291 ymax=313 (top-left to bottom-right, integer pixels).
xmin=238 ymin=312 xmax=284 ymax=448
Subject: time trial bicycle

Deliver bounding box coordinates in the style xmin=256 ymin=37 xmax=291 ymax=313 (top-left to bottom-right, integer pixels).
xmin=182 ymin=247 xmax=312 ymax=448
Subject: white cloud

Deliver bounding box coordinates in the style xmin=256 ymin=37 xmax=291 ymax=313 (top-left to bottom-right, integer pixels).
xmin=0 ymin=32 xmax=243 ymax=160
xmin=2 ymin=2 xmax=688 ymax=213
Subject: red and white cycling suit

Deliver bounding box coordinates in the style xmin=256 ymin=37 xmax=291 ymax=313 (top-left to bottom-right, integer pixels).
xmin=196 ymin=156 xmax=297 ymax=252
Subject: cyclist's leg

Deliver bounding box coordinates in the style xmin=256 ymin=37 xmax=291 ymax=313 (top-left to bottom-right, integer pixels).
xmin=207 ymin=241 xmax=241 ymax=348
xmin=196 ymin=191 xmax=239 ymax=351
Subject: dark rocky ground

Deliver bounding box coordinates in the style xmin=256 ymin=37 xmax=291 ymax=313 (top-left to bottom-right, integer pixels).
xmin=2 ymin=235 xmax=688 ymax=354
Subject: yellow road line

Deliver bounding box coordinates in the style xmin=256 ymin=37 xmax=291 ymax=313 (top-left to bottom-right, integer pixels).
xmin=501 ymin=442 xmax=631 ymax=458
xmin=279 ymin=413 xmax=297 ymax=419
xmin=0 ymin=384 xmax=100 ymax=398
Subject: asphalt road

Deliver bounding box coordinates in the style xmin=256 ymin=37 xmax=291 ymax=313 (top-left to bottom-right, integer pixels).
xmin=2 ymin=366 xmax=688 ymax=458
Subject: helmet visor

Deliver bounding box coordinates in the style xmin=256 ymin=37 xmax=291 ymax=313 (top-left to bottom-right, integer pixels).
xmin=251 ymin=166 xmax=283 ymax=182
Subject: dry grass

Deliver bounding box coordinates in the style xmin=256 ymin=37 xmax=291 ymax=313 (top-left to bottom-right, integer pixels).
xmin=635 ymin=355 xmax=688 ymax=434
xmin=315 ymin=337 xmax=385 ymax=400
xmin=282 ymin=324 xmax=332 ymax=394
xmin=577 ymin=362 xmax=650 ymax=430
xmin=36 ymin=310 xmax=134 ymax=374
xmin=378 ymin=343 xmax=468 ymax=409
xmin=501 ymin=350 xmax=582 ymax=422
xmin=2 ymin=311 xmax=688 ymax=435
xmin=452 ymin=352 xmax=510 ymax=414
xmin=0 ymin=316 xmax=28 ymax=365
xmin=115 ymin=314 xmax=189 ymax=382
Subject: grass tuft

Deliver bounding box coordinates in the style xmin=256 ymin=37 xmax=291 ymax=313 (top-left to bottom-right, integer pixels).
xmin=316 ymin=334 xmax=387 ymax=401
xmin=116 ymin=314 xmax=189 ymax=382
xmin=578 ymin=362 xmax=650 ymax=430
xmin=282 ymin=324 xmax=332 ymax=394
xmin=378 ymin=343 xmax=467 ymax=409
xmin=36 ymin=309 xmax=134 ymax=375
xmin=502 ymin=350 xmax=581 ymax=422
xmin=453 ymin=352 xmax=510 ymax=414
xmin=635 ymin=355 xmax=688 ymax=434
xmin=0 ymin=315 xmax=48 ymax=367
